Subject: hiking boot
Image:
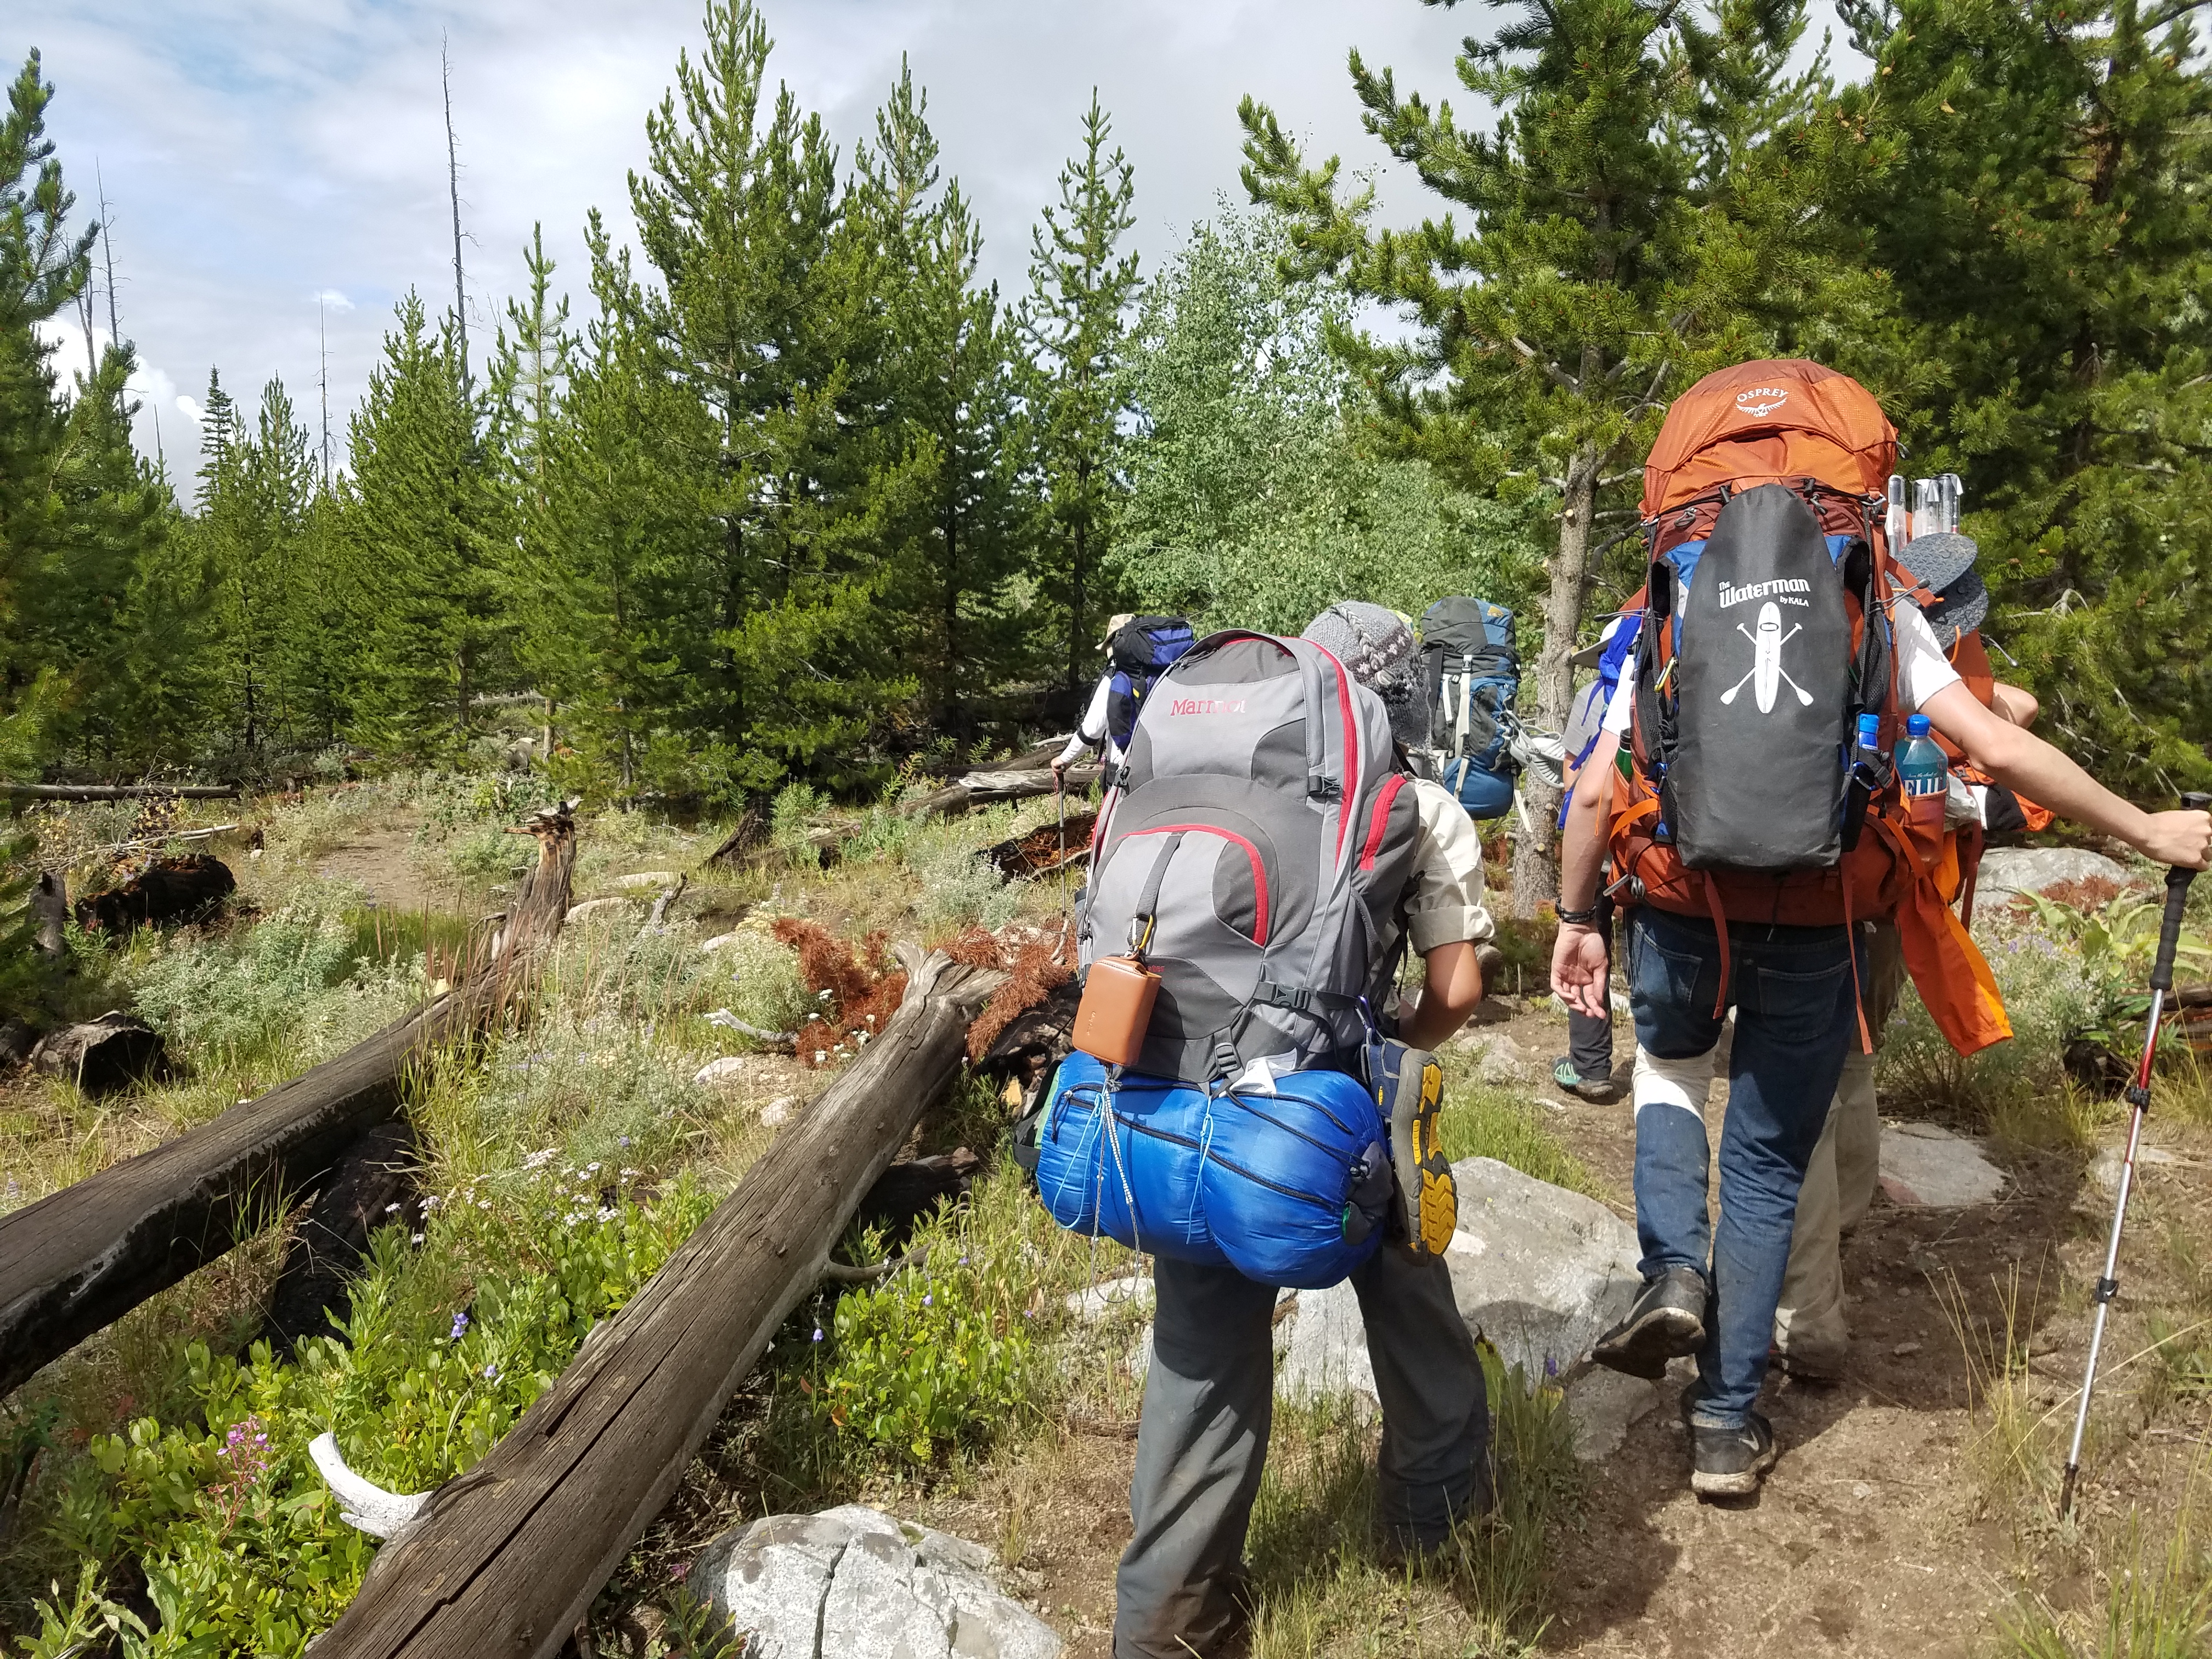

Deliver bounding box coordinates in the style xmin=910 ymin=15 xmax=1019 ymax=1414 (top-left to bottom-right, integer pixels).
xmin=1771 ymin=1330 xmax=1849 ymax=1383
xmin=1686 ymin=1407 xmax=1779 ymax=1499
xmin=1380 ymin=1042 xmax=1457 ymax=1256
xmin=1593 ymin=1266 xmax=1708 ymax=1379
xmin=1550 ymin=1056 xmax=1619 ymax=1103
xmin=1475 ymin=942 xmax=1508 ymax=995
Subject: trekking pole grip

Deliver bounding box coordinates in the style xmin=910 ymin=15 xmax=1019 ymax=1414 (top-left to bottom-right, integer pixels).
xmin=2151 ymin=792 xmax=2212 ymax=994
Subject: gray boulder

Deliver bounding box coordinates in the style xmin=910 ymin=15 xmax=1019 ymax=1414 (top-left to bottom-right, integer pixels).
xmin=694 ymin=1504 xmax=1060 ymax=1659
xmin=1278 ymin=1157 xmax=1640 ymax=1402
xmin=1878 ymin=1121 xmax=2006 ymax=1207
xmin=1976 ymin=847 xmax=2134 ymax=902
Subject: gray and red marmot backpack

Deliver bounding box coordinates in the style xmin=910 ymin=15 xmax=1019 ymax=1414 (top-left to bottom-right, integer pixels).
xmin=1080 ymin=631 xmax=1421 ymax=1085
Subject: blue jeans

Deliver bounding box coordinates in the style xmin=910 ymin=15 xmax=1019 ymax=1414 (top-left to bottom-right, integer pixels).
xmin=1627 ymin=906 xmax=1860 ymax=1426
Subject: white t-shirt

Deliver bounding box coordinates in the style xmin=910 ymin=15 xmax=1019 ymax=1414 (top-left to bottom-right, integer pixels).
xmin=1600 ymin=599 xmax=1961 ymax=736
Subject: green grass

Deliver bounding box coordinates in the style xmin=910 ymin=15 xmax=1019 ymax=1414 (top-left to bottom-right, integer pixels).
xmin=1435 ymin=1069 xmax=1604 ymax=1201
xmin=1243 ymin=1345 xmax=1579 ymax=1658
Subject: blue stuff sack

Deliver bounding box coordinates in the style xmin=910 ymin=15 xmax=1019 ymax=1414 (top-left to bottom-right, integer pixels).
xmin=1031 ymin=1051 xmax=1391 ymax=1289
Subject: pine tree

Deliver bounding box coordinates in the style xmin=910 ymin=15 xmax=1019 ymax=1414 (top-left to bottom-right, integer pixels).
xmin=1022 ymin=93 xmax=1141 ymax=707
xmin=610 ymin=0 xmax=921 ymax=789
xmin=342 ymin=294 xmax=504 ymax=763
xmin=1838 ymin=0 xmax=2212 ymax=795
xmin=196 ymin=376 xmax=315 ymax=754
xmin=1241 ymin=0 xmax=1886 ymax=910
xmin=861 ymin=63 xmax=1031 ymax=740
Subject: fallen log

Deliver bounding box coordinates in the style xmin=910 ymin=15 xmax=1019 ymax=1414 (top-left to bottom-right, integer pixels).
xmin=0 ymin=802 xmax=578 ymax=1398
xmin=29 ymin=1013 xmax=166 ymax=1094
xmin=2 ymin=782 xmax=240 ymax=800
xmin=313 ymin=946 xmax=1003 ymax=1659
xmin=901 ymin=763 xmax=1101 ymax=820
xmin=75 ymin=854 xmax=236 ymax=934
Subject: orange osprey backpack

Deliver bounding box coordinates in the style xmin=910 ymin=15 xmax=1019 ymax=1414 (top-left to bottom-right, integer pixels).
xmin=1605 ymin=359 xmax=2011 ymax=1056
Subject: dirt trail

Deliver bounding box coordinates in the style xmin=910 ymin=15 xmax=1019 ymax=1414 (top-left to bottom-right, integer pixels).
xmin=313 ymin=820 xmax=449 ymax=914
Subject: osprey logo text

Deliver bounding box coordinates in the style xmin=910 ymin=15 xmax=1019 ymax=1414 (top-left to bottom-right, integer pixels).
xmin=1720 ymin=602 xmax=1812 ymax=713
xmin=1168 ymin=697 xmax=1248 ymax=716
xmin=1734 ymin=385 xmax=1790 ymax=419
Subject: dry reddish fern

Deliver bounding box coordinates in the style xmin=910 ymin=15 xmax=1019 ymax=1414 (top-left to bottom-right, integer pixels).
xmin=769 ymin=917 xmax=907 ymax=1067
xmin=952 ymin=922 xmax=1075 ymax=1062
xmin=765 ymin=917 xmax=1073 ymax=1068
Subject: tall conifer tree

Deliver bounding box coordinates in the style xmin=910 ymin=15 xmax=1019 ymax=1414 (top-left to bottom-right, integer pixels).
xmin=1839 ymin=0 xmax=2212 ymax=794
xmin=1022 ymin=94 xmax=1141 ymax=706
xmin=1242 ymin=0 xmax=1886 ymax=909
xmin=343 ymin=295 xmax=503 ymax=762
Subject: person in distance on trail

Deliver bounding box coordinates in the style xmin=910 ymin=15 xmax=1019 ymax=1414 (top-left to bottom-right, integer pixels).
xmin=1114 ymin=600 xmax=1493 ymax=1659
xmin=1553 ymin=592 xmax=2209 ymax=1497
xmin=1052 ymin=613 xmax=1136 ymax=786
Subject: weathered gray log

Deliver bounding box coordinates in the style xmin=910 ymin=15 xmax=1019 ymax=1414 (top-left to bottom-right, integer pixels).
xmin=0 ymin=802 xmax=578 ymax=1398
xmin=2 ymin=782 xmax=240 ymax=800
xmin=901 ymin=764 xmax=1102 ymax=819
xmin=31 ymin=869 xmax=66 ymax=956
xmin=314 ymin=947 xmax=1003 ymax=1659
xmin=29 ymin=1013 xmax=166 ymax=1094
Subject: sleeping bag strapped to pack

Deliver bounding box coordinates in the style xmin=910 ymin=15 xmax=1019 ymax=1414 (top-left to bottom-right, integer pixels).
xmin=1034 ymin=629 xmax=1424 ymax=1285
xmin=1105 ymin=616 xmax=1198 ymax=751
xmin=1419 ymin=598 xmax=1520 ymax=819
xmin=1030 ymin=1050 xmax=1392 ymax=1288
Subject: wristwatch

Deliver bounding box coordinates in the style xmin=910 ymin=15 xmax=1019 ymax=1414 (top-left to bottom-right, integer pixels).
xmin=1555 ymin=905 xmax=1601 ymax=926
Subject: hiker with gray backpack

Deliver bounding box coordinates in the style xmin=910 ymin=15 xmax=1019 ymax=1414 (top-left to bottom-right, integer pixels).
xmin=1549 ymin=358 xmax=2209 ymax=1499
xmin=1022 ymin=601 xmax=1494 ymax=1658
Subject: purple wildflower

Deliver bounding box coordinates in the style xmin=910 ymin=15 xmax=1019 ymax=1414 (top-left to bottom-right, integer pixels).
xmin=450 ymin=1311 xmax=471 ymax=1341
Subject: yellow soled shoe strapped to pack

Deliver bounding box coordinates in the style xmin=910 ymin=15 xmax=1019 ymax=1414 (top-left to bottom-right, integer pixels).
xmin=1375 ymin=1040 xmax=1457 ymax=1256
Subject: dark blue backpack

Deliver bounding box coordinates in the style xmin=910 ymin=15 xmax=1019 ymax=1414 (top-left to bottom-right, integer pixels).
xmin=1420 ymin=598 xmax=1521 ymax=818
xmin=1105 ymin=616 xmax=1197 ymax=748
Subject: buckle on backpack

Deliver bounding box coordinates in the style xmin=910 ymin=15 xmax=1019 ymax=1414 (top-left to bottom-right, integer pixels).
xmin=1259 ymin=983 xmax=1314 ymax=1013
xmin=1308 ymin=775 xmax=1342 ymax=802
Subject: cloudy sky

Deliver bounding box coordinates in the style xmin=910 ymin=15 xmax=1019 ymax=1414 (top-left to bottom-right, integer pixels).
xmin=16 ymin=0 xmax=1497 ymax=479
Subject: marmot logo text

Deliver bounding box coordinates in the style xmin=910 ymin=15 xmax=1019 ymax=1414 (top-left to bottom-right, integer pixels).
xmin=1169 ymin=698 xmax=1247 ymax=715
xmin=1717 ymin=577 xmax=1812 ymax=608
xmin=1735 ymin=386 xmax=1790 ymax=417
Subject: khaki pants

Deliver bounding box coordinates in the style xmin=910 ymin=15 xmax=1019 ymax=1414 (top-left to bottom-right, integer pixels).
xmin=1774 ymin=921 xmax=1905 ymax=1358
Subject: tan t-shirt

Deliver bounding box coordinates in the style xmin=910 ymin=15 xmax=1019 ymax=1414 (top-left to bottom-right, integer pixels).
xmin=1405 ymin=777 xmax=1496 ymax=954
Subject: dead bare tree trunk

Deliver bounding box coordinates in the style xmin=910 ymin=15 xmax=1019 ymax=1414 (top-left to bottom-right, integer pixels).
xmin=313 ymin=949 xmax=1003 ymax=1659
xmin=31 ymin=870 xmax=66 ymax=957
xmin=901 ymin=764 xmax=1101 ymax=819
xmin=2 ymin=783 xmax=239 ymax=801
xmin=0 ymin=803 xmax=578 ymax=1397
xmin=1510 ymin=440 xmax=1602 ymax=918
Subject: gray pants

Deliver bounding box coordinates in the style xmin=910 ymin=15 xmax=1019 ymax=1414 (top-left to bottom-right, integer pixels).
xmin=1113 ymin=1248 xmax=1491 ymax=1658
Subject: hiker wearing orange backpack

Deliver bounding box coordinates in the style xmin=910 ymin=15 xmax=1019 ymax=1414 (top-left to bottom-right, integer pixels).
xmin=1547 ymin=360 xmax=2210 ymax=1499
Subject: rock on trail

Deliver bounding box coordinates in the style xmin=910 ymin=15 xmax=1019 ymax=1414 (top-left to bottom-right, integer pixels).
xmin=693 ymin=1504 xmax=1061 ymax=1659
xmin=1878 ymin=1121 xmax=2006 ymax=1207
xmin=1278 ymin=1156 xmax=1641 ymax=1403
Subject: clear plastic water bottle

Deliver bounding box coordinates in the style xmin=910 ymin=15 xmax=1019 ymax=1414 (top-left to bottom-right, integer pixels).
xmin=1897 ymin=713 xmax=1949 ymax=833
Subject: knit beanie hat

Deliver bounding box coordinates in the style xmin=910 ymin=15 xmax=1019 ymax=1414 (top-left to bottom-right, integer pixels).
xmin=1302 ymin=602 xmax=1426 ymax=749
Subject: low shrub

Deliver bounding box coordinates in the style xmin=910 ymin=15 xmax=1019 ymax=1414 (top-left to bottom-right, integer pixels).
xmin=17 ymin=1182 xmax=713 ymax=1658
xmin=809 ymin=1255 xmax=1034 ymax=1466
xmin=131 ymin=906 xmax=426 ymax=1070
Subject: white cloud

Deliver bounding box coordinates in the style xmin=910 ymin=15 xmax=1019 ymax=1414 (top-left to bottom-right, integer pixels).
xmin=17 ymin=0 xmax=1863 ymax=486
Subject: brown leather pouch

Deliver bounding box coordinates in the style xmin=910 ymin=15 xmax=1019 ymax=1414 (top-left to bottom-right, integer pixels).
xmin=1071 ymin=955 xmax=1160 ymax=1069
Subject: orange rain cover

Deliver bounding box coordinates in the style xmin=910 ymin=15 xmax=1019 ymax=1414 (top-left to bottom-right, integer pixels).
xmin=1642 ymin=359 xmax=1899 ymax=518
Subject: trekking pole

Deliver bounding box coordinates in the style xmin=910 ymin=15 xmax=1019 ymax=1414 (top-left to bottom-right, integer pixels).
xmin=1056 ymin=770 xmax=1071 ymax=962
xmin=2059 ymin=789 xmax=2212 ymax=1520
